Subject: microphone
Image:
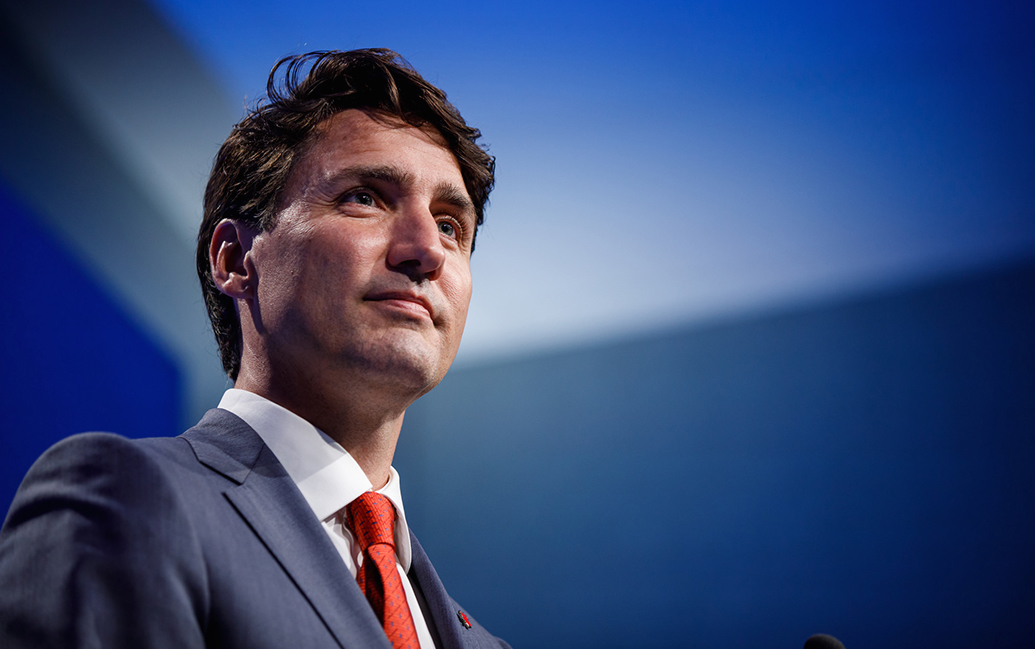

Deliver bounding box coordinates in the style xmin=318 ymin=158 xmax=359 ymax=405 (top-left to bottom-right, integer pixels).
xmin=804 ymin=634 xmax=845 ymax=649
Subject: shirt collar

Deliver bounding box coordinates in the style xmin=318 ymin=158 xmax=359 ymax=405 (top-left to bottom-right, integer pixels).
xmin=217 ymin=388 xmax=413 ymax=569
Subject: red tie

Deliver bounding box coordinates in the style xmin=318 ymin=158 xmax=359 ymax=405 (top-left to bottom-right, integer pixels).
xmin=345 ymin=492 xmax=419 ymax=649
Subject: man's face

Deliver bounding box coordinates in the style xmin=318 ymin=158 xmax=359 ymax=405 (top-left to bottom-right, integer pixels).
xmin=245 ymin=109 xmax=475 ymax=399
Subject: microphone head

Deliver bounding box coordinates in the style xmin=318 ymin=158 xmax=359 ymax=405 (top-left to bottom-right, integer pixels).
xmin=804 ymin=634 xmax=845 ymax=649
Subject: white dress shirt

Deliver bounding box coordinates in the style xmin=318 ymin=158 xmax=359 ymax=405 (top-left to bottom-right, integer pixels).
xmin=217 ymin=389 xmax=436 ymax=649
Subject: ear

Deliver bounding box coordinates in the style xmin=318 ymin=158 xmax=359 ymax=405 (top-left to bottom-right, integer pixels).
xmin=210 ymin=219 xmax=257 ymax=300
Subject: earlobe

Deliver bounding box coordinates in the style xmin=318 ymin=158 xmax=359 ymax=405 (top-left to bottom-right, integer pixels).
xmin=210 ymin=220 xmax=257 ymax=299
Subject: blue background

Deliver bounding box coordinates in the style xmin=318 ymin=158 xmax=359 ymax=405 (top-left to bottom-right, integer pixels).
xmin=1 ymin=0 xmax=1033 ymax=646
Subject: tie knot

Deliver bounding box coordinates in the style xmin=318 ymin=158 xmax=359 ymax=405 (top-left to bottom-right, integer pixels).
xmin=345 ymin=492 xmax=397 ymax=551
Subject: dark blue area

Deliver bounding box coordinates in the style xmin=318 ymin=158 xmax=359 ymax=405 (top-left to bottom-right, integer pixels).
xmin=399 ymin=260 xmax=1035 ymax=649
xmin=0 ymin=181 xmax=181 ymax=512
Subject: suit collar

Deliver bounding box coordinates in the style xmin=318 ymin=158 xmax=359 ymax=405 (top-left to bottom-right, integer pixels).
xmin=182 ymin=408 xmax=265 ymax=484
xmin=214 ymin=390 xmax=416 ymax=570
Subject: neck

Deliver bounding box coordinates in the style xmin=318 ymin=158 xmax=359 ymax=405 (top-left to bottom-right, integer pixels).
xmin=234 ymin=365 xmax=410 ymax=489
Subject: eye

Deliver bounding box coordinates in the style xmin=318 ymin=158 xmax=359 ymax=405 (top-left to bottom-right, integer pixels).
xmin=438 ymin=219 xmax=458 ymax=239
xmin=342 ymin=190 xmax=376 ymax=207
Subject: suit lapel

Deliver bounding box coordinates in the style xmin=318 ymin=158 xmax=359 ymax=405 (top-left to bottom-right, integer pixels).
xmin=409 ymin=533 xmax=466 ymax=649
xmin=409 ymin=534 xmax=510 ymax=649
xmin=183 ymin=409 xmax=391 ymax=649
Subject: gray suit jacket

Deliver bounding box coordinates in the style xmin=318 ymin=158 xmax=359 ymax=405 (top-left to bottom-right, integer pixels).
xmin=0 ymin=408 xmax=510 ymax=649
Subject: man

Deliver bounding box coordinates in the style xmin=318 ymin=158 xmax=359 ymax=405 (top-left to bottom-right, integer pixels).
xmin=0 ymin=49 xmax=509 ymax=649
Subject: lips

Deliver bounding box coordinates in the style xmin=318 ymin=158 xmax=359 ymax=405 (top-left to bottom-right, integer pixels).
xmin=365 ymin=290 xmax=435 ymax=320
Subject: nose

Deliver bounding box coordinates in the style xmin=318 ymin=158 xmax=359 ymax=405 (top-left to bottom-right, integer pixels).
xmin=386 ymin=207 xmax=446 ymax=281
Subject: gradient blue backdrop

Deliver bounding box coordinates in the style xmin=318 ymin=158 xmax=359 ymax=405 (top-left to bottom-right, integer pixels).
xmin=1 ymin=1 xmax=1033 ymax=647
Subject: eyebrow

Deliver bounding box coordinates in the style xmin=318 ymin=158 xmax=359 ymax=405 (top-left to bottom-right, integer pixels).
xmin=435 ymin=184 xmax=477 ymax=216
xmin=330 ymin=164 xmax=411 ymax=189
xmin=321 ymin=164 xmax=475 ymax=215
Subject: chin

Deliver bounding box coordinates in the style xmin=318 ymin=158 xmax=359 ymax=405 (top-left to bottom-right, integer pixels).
xmin=349 ymin=337 xmax=452 ymax=396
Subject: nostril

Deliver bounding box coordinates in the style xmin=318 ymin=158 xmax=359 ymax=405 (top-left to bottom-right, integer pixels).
xmin=388 ymin=257 xmax=434 ymax=283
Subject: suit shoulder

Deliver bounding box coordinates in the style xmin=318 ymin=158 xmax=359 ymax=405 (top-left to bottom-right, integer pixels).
xmin=31 ymin=430 xmax=188 ymax=463
xmin=2 ymin=432 xmax=195 ymax=531
xmin=0 ymin=432 xmax=210 ymax=647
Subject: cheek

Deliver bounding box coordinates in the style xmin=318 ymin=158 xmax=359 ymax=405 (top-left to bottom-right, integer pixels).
xmin=309 ymin=220 xmax=386 ymax=272
xmin=300 ymin=228 xmax=374 ymax=288
xmin=445 ymin=267 xmax=473 ymax=325
xmin=255 ymin=229 xmax=353 ymax=320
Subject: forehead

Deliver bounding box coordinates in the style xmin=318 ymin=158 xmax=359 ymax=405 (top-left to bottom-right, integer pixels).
xmin=286 ymin=109 xmax=465 ymax=194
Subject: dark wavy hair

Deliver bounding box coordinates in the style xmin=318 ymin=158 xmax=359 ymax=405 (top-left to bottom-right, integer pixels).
xmin=197 ymin=49 xmax=495 ymax=380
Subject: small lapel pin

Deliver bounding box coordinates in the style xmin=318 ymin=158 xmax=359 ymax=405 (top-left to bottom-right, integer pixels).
xmin=457 ymin=609 xmax=472 ymax=629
